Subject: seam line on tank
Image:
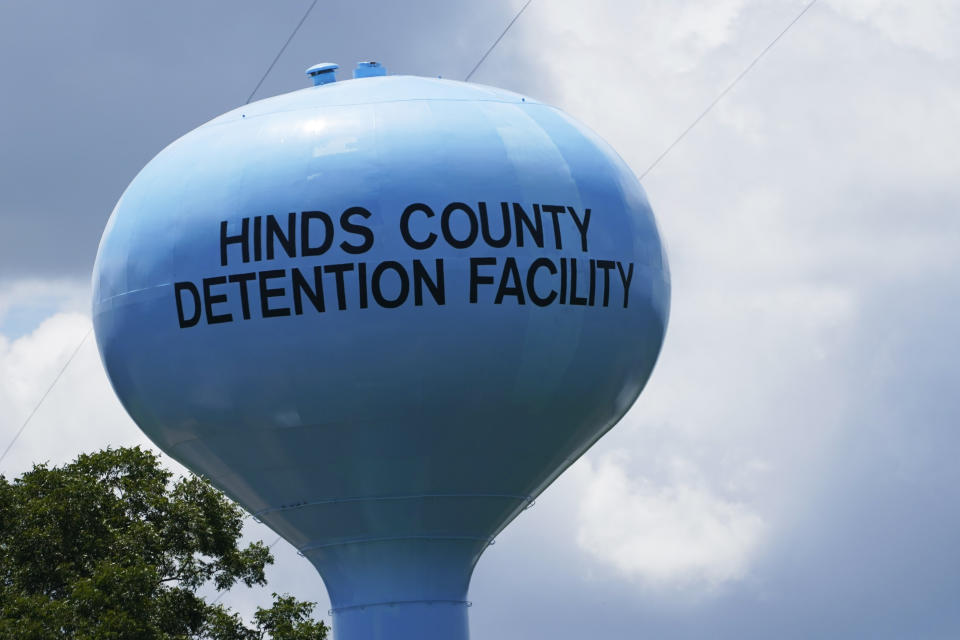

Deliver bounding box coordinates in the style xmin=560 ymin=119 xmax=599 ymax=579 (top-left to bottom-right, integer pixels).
xmin=202 ymin=96 xmax=550 ymax=130
xmin=329 ymin=599 xmax=471 ymax=615
xmin=97 ymin=282 xmax=172 ymax=304
xmin=297 ymin=534 xmax=494 ymax=554
xmin=253 ymin=493 xmax=531 ymax=519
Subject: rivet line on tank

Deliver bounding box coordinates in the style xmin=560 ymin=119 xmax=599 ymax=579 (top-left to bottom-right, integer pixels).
xmin=254 ymin=492 xmax=532 ymax=517
xmin=298 ymin=534 xmax=494 ymax=555
xmin=329 ymin=600 xmax=472 ymax=616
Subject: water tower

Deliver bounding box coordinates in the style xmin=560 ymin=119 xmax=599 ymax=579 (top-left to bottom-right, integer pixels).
xmin=92 ymin=61 xmax=670 ymax=640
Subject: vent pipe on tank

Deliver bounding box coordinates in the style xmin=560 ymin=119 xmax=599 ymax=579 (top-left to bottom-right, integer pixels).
xmin=306 ymin=62 xmax=338 ymax=86
xmin=354 ymin=61 xmax=386 ymax=78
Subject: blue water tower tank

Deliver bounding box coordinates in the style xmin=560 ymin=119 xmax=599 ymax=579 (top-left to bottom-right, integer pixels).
xmin=92 ymin=62 xmax=670 ymax=640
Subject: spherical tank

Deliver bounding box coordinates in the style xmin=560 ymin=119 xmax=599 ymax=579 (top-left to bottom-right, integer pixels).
xmin=92 ymin=62 xmax=670 ymax=640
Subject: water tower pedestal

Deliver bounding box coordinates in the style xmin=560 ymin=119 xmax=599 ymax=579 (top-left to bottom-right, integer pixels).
xmin=335 ymin=602 xmax=469 ymax=640
xmin=305 ymin=538 xmax=478 ymax=640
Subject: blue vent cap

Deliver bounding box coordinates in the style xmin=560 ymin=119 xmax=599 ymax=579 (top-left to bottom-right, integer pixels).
xmin=306 ymin=62 xmax=339 ymax=86
xmin=354 ymin=61 xmax=386 ymax=79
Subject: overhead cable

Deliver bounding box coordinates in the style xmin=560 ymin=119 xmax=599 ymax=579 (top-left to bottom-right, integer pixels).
xmin=464 ymin=0 xmax=533 ymax=82
xmin=247 ymin=0 xmax=320 ymax=104
xmin=640 ymin=0 xmax=819 ymax=179
xmin=0 ymin=328 xmax=92 ymax=467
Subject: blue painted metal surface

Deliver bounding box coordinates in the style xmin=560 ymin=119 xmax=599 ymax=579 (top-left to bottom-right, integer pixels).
xmin=92 ymin=68 xmax=670 ymax=640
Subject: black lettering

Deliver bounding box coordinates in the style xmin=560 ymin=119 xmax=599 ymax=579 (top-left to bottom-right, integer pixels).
xmin=400 ymin=203 xmax=436 ymax=250
xmin=252 ymin=216 xmax=262 ymax=262
xmin=258 ymin=269 xmax=290 ymax=317
xmin=542 ymin=204 xmax=566 ymax=249
xmin=266 ymin=213 xmax=297 ymax=260
xmin=372 ymin=261 xmax=410 ymax=308
xmin=203 ymin=276 xmax=233 ymax=324
xmin=340 ymin=207 xmax=374 ymax=254
xmin=568 ymin=206 xmax=591 ymax=252
xmin=569 ymin=258 xmax=587 ymax=306
xmin=514 ymin=202 xmax=544 ymax=248
xmin=478 ymin=202 xmax=511 ymax=248
xmin=413 ymin=258 xmax=445 ymax=306
xmin=617 ymin=261 xmax=634 ymax=308
xmin=559 ymin=257 xmax=567 ymax=304
xmin=228 ymin=272 xmax=256 ymax=319
xmin=291 ymin=266 xmax=325 ymax=314
xmin=597 ymin=260 xmax=616 ymax=307
xmin=589 ymin=259 xmax=596 ymax=305
xmin=357 ymin=262 xmax=369 ymax=309
xmin=495 ymin=257 xmax=525 ymax=305
xmin=527 ymin=257 xmax=558 ymax=307
xmin=220 ymin=218 xmax=249 ymax=266
xmin=324 ymin=263 xmax=354 ymax=310
xmin=174 ymin=281 xmax=201 ymax=328
xmin=441 ymin=202 xmax=478 ymax=249
xmin=469 ymin=257 xmax=497 ymax=303
xmin=301 ymin=211 xmax=335 ymax=257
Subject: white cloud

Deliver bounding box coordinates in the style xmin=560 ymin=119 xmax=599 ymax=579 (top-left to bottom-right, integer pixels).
xmin=575 ymin=453 xmax=765 ymax=587
xmin=832 ymin=0 xmax=960 ymax=59
xmin=530 ymin=0 xmax=747 ymax=75
xmin=0 ymin=308 xmax=149 ymax=478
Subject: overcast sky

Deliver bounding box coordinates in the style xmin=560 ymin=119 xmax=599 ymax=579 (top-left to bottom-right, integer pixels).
xmin=2 ymin=0 xmax=960 ymax=638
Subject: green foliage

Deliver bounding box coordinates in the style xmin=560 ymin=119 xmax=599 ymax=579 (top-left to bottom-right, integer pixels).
xmin=0 ymin=447 xmax=328 ymax=640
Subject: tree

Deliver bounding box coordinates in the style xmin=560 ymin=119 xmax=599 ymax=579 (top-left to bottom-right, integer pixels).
xmin=0 ymin=447 xmax=328 ymax=640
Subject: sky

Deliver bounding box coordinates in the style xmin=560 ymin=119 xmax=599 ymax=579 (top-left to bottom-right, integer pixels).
xmin=2 ymin=0 xmax=960 ymax=637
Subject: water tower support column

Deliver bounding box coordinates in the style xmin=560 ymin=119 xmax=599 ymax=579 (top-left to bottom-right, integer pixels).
xmin=304 ymin=538 xmax=480 ymax=640
xmin=334 ymin=601 xmax=470 ymax=640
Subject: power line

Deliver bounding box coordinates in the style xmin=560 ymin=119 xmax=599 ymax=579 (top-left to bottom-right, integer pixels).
xmin=639 ymin=0 xmax=819 ymax=180
xmin=246 ymin=0 xmax=320 ymax=104
xmin=464 ymin=0 xmax=533 ymax=82
xmin=0 ymin=327 xmax=92 ymax=467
